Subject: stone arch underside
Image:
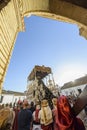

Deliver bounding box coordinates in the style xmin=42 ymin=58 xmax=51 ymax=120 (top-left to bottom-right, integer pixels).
xmin=0 ymin=0 xmax=87 ymax=93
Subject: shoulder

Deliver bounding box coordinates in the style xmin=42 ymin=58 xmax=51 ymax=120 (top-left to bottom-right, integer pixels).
xmin=27 ymin=109 xmax=32 ymax=117
xmin=27 ymin=109 xmax=32 ymax=113
xmin=33 ymin=111 xmax=35 ymax=115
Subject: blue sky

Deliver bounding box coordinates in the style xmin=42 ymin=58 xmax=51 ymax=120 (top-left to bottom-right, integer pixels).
xmin=3 ymin=15 xmax=87 ymax=92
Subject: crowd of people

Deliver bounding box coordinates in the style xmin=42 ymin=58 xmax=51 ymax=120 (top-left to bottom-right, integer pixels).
xmin=0 ymin=95 xmax=86 ymax=130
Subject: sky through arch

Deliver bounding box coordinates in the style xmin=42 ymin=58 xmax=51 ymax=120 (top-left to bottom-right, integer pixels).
xmin=3 ymin=15 xmax=87 ymax=92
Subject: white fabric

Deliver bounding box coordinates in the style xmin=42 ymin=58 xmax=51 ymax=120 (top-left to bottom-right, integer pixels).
xmin=33 ymin=124 xmax=41 ymax=130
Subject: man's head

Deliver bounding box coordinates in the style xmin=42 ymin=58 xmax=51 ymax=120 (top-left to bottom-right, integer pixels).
xmin=23 ymin=100 xmax=29 ymax=108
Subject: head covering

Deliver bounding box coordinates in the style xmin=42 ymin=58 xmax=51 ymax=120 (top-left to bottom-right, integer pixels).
xmin=40 ymin=99 xmax=53 ymax=125
xmin=57 ymin=95 xmax=85 ymax=130
xmin=41 ymin=99 xmax=48 ymax=107
xmin=52 ymin=98 xmax=57 ymax=107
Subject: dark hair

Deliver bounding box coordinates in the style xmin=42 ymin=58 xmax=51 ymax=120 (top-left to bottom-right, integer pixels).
xmin=30 ymin=101 xmax=34 ymax=107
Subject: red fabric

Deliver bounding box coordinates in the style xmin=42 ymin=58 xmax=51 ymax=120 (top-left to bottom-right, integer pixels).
xmin=52 ymin=108 xmax=58 ymax=130
xmin=35 ymin=109 xmax=40 ymax=122
xmin=56 ymin=95 xmax=85 ymax=130
xmin=12 ymin=108 xmax=20 ymax=130
xmin=75 ymin=117 xmax=86 ymax=130
xmin=41 ymin=123 xmax=53 ymax=130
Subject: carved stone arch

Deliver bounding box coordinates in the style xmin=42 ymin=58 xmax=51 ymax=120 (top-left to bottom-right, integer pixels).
xmin=0 ymin=0 xmax=87 ymax=93
xmin=22 ymin=0 xmax=87 ymax=37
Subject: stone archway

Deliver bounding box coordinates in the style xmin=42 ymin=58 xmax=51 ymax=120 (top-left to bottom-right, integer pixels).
xmin=0 ymin=0 xmax=87 ymax=93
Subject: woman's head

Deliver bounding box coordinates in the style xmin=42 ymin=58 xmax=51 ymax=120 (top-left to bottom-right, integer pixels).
xmin=36 ymin=104 xmax=40 ymax=110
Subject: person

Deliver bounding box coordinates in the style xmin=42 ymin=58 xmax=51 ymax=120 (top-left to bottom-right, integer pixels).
xmin=84 ymin=105 xmax=87 ymax=115
xmin=18 ymin=100 xmax=32 ymax=130
xmin=56 ymin=95 xmax=85 ymax=130
xmin=39 ymin=99 xmax=53 ymax=130
xmin=12 ymin=104 xmax=21 ymax=130
xmin=0 ymin=103 xmax=15 ymax=130
xmin=52 ymin=98 xmax=58 ymax=130
xmin=32 ymin=104 xmax=41 ymax=130
xmin=29 ymin=101 xmax=35 ymax=113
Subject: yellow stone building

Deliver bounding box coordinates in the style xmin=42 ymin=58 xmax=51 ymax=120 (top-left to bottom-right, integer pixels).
xmin=1 ymin=0 xmax=87 ymax=93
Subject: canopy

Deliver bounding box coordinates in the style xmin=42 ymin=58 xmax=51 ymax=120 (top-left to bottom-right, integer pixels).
xmin=28 ymin=65 xmax=51 ymax=81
